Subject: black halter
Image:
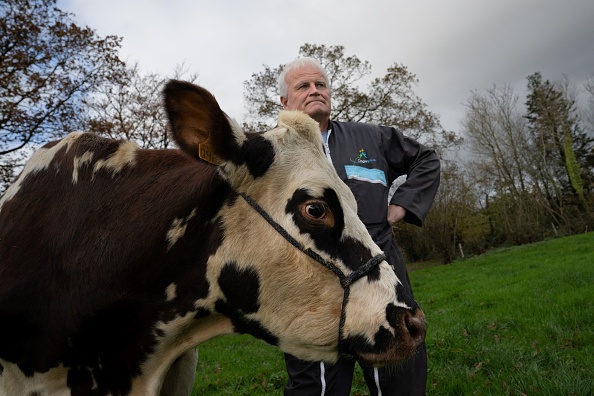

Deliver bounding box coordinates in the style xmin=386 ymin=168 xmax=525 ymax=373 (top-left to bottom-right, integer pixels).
xmin=238 ymin=191 xmax=386 ymax=356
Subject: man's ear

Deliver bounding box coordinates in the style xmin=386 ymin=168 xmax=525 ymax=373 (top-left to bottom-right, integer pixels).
xmin=280 ymin=96 xmax=288 ymax=109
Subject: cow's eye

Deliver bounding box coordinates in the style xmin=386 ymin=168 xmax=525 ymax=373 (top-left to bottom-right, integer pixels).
xmin=301 ymin=200 xmax=334 ymax=227
xmin=306 ymin=202 xmax=326 ymax=218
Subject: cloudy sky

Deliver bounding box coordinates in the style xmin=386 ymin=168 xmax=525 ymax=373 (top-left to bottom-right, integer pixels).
xmin=58 ymin=0 xmax=594 ymax=136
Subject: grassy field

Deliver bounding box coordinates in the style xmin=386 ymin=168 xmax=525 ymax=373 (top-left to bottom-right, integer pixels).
xmin=192 ymin=232 xmax=594 ymax=395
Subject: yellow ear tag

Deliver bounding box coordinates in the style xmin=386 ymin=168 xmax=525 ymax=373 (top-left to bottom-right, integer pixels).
xmin=198 ymin=138 xmax=222 ymax=166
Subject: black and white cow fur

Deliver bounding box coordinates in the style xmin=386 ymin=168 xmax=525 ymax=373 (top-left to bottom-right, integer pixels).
xmin=0 ymin=81 xmax=426 ymax=395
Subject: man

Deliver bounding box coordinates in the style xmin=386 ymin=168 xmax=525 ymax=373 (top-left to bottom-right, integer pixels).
xmin=279 ymin=57 xmax=440 ymax=396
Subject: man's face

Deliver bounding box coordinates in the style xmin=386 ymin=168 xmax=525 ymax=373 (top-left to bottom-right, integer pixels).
xmin=281 ymin=64 xmax=331 ymax=125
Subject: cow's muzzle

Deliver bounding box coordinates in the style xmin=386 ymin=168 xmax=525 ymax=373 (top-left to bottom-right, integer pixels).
xmin=343 ymin=304 xmax=426 ymax=366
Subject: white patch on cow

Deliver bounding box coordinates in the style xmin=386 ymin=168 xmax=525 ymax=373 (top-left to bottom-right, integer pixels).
xmin=0 ymin=359 xmax=70 ymax=396
xmin=0 ymin=132 xmax=84 ymax=214
xmin=132 ymin=314 xmax=233 ymax=395
xmin=227 ymin=115 xmax=247 ymax=147
xmin=165 ymin=283 xmax=177 ymax=302
xmin=72 ymin=150 xmax=94 ymax=184
xmin=166 ymin=209 xmax=197 ymax=250
xmin=92 ymin=140 xmax=138 ymax=179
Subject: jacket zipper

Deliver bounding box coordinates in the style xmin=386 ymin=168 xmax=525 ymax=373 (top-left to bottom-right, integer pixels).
xmin=323 ymin=129 xmax=333 ymax=164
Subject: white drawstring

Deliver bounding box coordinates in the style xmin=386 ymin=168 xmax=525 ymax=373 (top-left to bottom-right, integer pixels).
xmin=320 ymin=362 xmax=327 ymax=396
xmin=373 ymin=367 xmax=382 ymax=396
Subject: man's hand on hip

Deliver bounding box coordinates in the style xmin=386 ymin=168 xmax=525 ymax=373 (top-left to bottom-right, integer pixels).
xmin=387 ymin=204 xmax=406 ymax=226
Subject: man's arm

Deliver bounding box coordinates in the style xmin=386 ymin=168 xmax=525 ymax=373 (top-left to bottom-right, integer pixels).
xmin=381 ymin=126 xmax=441 ymax=227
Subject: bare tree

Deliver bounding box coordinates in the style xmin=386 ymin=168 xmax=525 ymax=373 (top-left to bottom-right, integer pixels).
xmin=463 ymin=85 xmax=530 ymax=197
xmin=83 ymin=63 xmax=198 ymax=149
xmin=462 ymin=85 xmax=550 ymax=243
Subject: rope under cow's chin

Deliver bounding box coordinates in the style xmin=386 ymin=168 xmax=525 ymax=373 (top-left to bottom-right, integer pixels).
xmin=237 ymin=191 xmax=386 ymax=358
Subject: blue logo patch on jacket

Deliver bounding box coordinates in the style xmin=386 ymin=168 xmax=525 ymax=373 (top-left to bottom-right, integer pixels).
xmin=344 ymin=165 xmax=386 ymax=186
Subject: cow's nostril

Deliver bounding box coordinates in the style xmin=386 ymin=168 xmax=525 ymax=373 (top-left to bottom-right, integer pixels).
xmin=405 ymin=309 xmax=427 ymax=343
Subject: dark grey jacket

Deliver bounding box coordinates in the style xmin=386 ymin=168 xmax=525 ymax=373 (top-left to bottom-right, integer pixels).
xmin=326 ymin=120 xmax=440 ymax=240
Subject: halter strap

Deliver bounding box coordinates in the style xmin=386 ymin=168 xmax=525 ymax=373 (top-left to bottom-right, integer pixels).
xmin=238 ymin=191 xmax=385 ymax=356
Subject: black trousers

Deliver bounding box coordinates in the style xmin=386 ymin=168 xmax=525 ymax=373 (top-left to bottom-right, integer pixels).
xmin=284 ymin=228 xmax=427 ymax=395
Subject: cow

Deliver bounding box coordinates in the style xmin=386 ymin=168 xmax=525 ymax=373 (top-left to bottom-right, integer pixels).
xmin=0 ymin=80 xmax=426 ymax=395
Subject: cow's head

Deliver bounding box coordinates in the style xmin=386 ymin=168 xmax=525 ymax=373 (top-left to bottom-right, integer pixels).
xmin=164 ymin=80 xmax=425 ymax=365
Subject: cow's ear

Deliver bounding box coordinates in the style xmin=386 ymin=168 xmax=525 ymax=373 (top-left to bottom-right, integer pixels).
xmin=163 ymin=80 xmax=245 ymax=164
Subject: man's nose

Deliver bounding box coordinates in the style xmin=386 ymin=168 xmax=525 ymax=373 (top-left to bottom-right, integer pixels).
xmin=308 ymin=84 xmax=320 ymax=95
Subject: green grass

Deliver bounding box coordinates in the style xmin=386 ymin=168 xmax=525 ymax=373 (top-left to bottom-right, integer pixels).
xmin=192 ymin=232 xmax=594 ymax=395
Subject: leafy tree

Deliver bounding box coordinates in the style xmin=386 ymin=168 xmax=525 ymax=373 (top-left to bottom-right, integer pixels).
xmin=584 ymin=75 xmax=594 ymax=135
xmin=243 ymin=44 xmax=460 ymax=153
xmin=83 ymin=63 xmax=198 ymax=149
xmin=526 ymin=72 xmax=593 ymax=214
xmin=0 ymin=0 xmax=124 ymax=191
xmin=578 ymin=75 xmax=594 ymax=194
